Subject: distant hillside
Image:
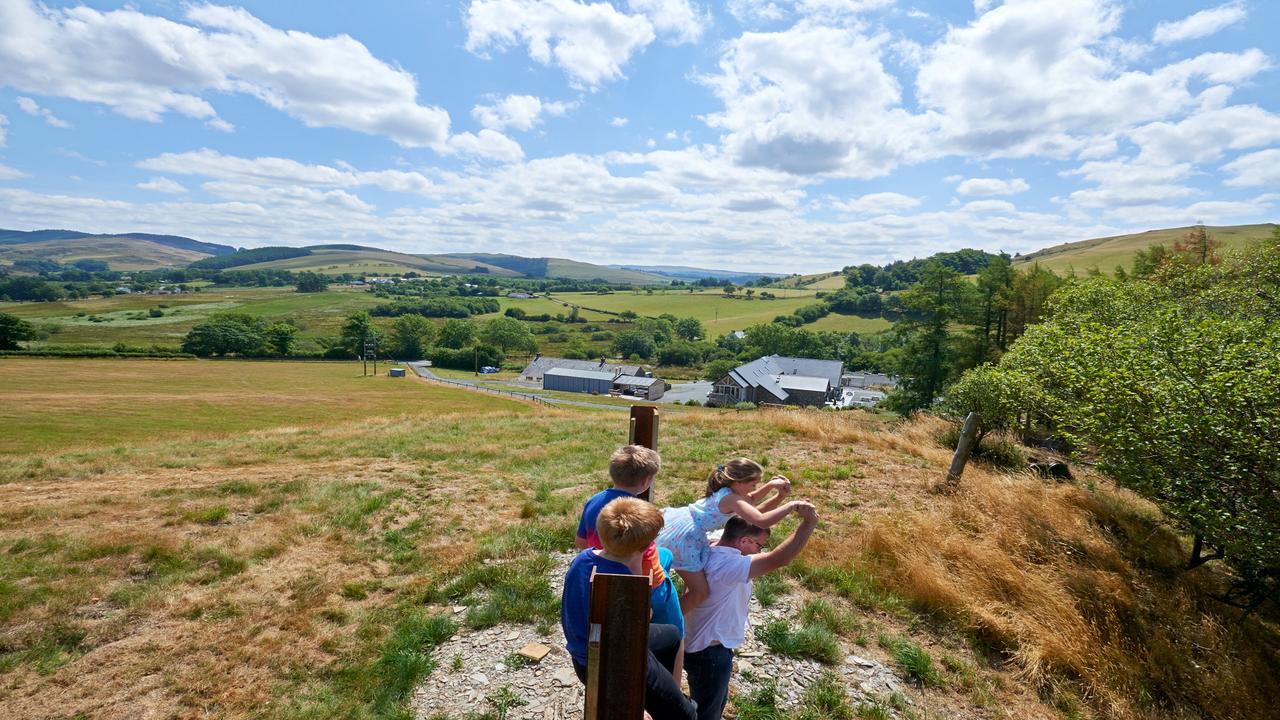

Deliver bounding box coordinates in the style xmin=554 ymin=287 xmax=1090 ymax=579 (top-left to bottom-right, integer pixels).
xmin=0 ymin=229 xmax=234 ymax=257
xmin=225 ymin=247 xmax=520 ymax=277
xmin=446 ymin=253 xmax=668 ymax=284
xmin=1013 ymin=223 xmax=1278 ymax=276
xmin=609 ymin=264 xmax=772 ymax=283
xmin=0 ymin=236 xmax=231 ymax=272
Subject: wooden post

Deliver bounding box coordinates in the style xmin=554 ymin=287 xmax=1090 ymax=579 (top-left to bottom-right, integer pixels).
xmin=945 ymin=412 xmax=981 ymax=487
xmin=584 ymin=571 xmax=650 ymax=720
xmin=628 ymin=405 xmax=659 ymax=502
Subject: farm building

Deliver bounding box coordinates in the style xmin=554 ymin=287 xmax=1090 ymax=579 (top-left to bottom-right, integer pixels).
xmin=614 ymin=375 xmax=665 ymax=400
xmin=543 ymin=368 xmax=616 ymax=395
xmin=709 ymin=355 xmax=842 ymax=407
xmin=520 ymin=355 xmax=646 ymax=382
xmin=506 ymin=292 xmax=534 ymax=299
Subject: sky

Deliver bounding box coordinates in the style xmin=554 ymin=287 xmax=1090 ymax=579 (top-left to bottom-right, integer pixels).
xmin=0 ymin=0 xmax=1277 ymax=274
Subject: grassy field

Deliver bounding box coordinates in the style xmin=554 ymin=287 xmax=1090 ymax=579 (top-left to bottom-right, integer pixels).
xmin=1 ymin=360 xmax=1277 ymax=720
xmin=806 ymin=313 xmax=893 ymax=334
xmin=548 ymin=288 xmax=822 ymax=336
xmin=1 ymin=287 xmax=383 ymax=351
xmin=1014 ymin=223 xmax=1277 ymax=276
xmin=0 ymin=359 xmax=517 ymax=455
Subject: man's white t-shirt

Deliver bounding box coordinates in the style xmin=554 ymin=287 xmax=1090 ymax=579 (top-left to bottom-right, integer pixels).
xmin=683 ymin=545 xmax=753 ymax=653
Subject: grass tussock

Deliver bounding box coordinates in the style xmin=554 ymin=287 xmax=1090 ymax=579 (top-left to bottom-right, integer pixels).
xmin=755 ymin=618 xmax=842 ymax=665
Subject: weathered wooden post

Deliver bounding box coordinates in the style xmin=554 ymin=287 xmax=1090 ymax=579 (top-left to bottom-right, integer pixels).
xmin=628 ymin=405 xmax=659 ymax=502
xmin=945 ymin=412 xmax=981 ymax=488
xmin=584 ymin=570 xmax=650 ymax=720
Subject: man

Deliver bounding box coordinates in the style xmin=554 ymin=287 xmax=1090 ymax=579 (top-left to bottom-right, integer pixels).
xmin=682 ymin=502 xmax=820 ymax=720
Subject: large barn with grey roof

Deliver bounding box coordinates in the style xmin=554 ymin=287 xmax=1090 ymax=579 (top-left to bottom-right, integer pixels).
xmin=709 ymin=355 xmax=843 ymax=407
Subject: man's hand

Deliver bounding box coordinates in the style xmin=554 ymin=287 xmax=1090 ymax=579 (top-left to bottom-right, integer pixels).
xmin=794 ymin=501 xmax=819 ymax=524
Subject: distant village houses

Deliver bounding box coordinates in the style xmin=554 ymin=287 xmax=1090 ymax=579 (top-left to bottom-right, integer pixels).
xmin=709 ymin=355 xmax=843 ymax=407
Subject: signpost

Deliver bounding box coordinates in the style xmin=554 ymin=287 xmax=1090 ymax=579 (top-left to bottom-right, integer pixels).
xmin=584 ymin=571 xmax=650 ymax=720
xmin=627 ymin=405 xmax=659 ymax=502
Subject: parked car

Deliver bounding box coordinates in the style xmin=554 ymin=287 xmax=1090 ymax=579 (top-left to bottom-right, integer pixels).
xmin=479 ymin=365 xmax=500 ymax=374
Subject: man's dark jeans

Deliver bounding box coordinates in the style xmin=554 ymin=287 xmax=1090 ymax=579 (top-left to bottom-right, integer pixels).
xmin=684 ymin=643 xmax=734 ymax=720
xmin=572 ymin=623 xmax=696 ymax=720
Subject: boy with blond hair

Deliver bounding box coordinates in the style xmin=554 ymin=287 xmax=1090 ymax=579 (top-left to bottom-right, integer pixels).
xmin=561 ymin=497 xmax=696 ymax=720
xmin=576 ymin=446 xmax=683 ymax=634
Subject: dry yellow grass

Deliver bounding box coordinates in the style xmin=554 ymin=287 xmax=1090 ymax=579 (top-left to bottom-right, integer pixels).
xmin=2 ymin=366 xmax=1276 ymax=720
xmin=768 ymin=412 xmax=1279 ymax=720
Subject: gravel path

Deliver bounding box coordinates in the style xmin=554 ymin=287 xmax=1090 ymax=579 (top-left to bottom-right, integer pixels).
xmin=412 ymin=553 xmax=910 ymax=719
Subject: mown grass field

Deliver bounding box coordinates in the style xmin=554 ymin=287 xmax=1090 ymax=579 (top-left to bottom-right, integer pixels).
xmin=2 ymin=359 xmax=1276 ymax=720
xmin=0 ymin=359 xmax=509 ymax=455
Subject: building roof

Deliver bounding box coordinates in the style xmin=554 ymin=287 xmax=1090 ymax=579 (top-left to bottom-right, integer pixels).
xmin=614 ymin=375 xmax=661 ymax=387
xmin=723 ymin=354 xmax=842 ymax=402
xmin=520 ymin=356 xmax=642 ymax=379
xmin=775 ymin=374 xmax=829 ymax=393
xmin=544 ymin=368 xmax=618 ymax=382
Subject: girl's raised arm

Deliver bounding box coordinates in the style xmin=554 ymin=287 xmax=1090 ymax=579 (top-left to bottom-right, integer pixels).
xmin=720 ymin=494 xmax=795 ymax=528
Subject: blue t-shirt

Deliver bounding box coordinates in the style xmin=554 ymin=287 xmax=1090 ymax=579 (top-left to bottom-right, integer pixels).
xmin=651 ymin=547 xmax=684 ymax=637
xmin=576 ymin=488 xmax=667 ymax=589
xmin=561 ymin=549 xmax=632 ymax=665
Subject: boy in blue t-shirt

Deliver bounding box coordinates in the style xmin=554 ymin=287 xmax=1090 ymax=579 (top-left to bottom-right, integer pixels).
xmin=576 ymin=446 xmax=684 ymax=637
xmin=561 ymin=497 xmax=695 ymax=719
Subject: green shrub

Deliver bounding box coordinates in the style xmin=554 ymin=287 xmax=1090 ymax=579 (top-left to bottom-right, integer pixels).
xmin=878 ymin=633 xmax=941 ymax=687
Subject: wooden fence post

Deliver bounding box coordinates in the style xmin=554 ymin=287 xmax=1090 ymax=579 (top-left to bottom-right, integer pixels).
xmin=584 ymin=571 xmax=650 ymax=720
xmin=945 ymin=412 xmax=981 ymax=487
xmin=628 ymin=405 xmax=659 ymax=502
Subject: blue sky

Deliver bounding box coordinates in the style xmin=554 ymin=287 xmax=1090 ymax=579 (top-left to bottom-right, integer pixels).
xmin=0 ymin=0 xmax=1277 ymax=273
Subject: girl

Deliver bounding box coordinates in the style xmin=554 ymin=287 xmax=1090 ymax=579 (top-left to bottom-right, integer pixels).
xmin=657 ymin=458 xmax=796 ymax=612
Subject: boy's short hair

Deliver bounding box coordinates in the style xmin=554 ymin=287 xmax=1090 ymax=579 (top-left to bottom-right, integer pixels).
xmin=609 ymin=445 xmax=661 ymax=488
xmin=597 ymin=497 xmax=664 ymax=556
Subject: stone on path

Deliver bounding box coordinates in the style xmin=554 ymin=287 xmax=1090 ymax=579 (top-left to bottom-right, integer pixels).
xmin=519 ymin=643 xmax=552 ymax=662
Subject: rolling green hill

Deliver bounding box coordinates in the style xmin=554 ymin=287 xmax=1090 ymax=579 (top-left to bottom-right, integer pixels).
xmin=1013 ymin=223 xmax=1278 ymax=276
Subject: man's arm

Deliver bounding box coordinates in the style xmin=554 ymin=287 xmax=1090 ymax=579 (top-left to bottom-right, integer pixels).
xmin=748 ymin=503 xmax=818 ymax=579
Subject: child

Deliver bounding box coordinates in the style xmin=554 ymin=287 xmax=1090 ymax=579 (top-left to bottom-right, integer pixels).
xmin=656 ymin=458 xmax=795 ymax=612
xmin=561 ymin=497 xmax=696 ymax=720
xmin=575 ymin=446 xmax=686 ymax=669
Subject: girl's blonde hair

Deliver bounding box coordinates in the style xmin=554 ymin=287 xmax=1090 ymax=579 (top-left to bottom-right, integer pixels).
xmin=704 ymin=457 xmax=763 ymax=497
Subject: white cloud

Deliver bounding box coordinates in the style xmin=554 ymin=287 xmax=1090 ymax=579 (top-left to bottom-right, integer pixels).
xmin=1221 ymin=149 xmax=1280 ymax=187
xmin=702 ymin=22 xmax=926 ymax=177
xmin=444 ymin=130 xmax=527 ymax=163
xmin=955 ymin=177 xmax=1029 ymax=196
xmin=1153 ymin=1 xmax=1246 ymax=45
xmin=916 ymin=0 xmax=1270 ymax=160
xmin=727 ymin=0 xmax=892 ymax=24
xmin=465 ymin=0 xmax=657 ymax=89
xmin=0 ymin=162 xmax=25 ymax=180
xmin=831 ymin=192 xmax=922 ymax=214
xmin=0 ymin=1 xmax=450 ymax=147
xmin=206 ymin=118 xmax=235 ymax=133
xmin=1062 ymin=157 xmax=1195 ymax=209
xmin=137 ymin=149 xmax=437 ymax=196
xmin=15 ymin=96 xmax=71 ymax=128
xmin=1129 ymin=104 xmax=1280 ymax=165
xmin=472 ymin=95 xmax=572 ymax=131
xmin=627 ymin=0 xmax=709 ymax=44
xmin=201 ymin=181 xmax=374 ymax=213
xmin=136 ymin=177 xmax=186 ymax=194
xmin=611 ymin=116 xmax=629 ymax=127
